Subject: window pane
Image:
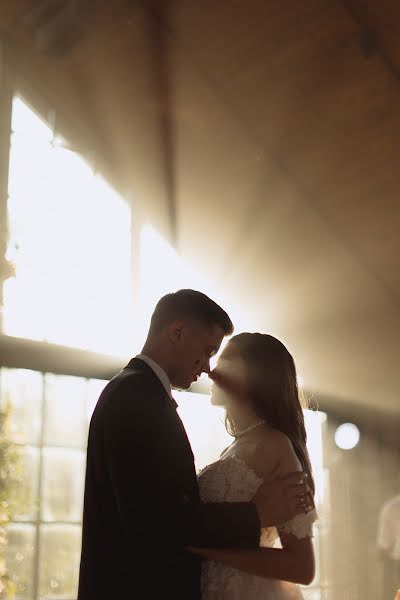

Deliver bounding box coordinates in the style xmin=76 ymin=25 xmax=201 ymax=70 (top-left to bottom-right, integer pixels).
xmin=4 ymin=524 xmax=36 ymax=600
xmin=4 ymin=96 xmax=132 ymax=356
xmin=13 ymin=446 xmax=40 ymax=522
xmin=0 ymin=368 xmax=42 ymax=445
xmin=38 ymin=524 xmax=81 ymax=600
xmin=10 ymin=96 xmax=52 ymax=142
xmin=41 ymin=448 xmax=85 ymax=522
xmin=43 ymin=375 xmax=87 ymax=448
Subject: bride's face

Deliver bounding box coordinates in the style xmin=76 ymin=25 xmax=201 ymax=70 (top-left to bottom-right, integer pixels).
xmin=209 ymin=342 xmax=248 ymax=407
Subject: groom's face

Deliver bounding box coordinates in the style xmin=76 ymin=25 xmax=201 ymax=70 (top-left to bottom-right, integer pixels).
xmin=170 ymin=320 xmax=225 ymax=390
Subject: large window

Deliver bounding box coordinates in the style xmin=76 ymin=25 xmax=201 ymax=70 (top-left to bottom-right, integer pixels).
xmin=3 ymin=97 xmax=132 ymax=357
xmin=0 ymin=367 xmax=106 ymax=600
xmin=0 ymin=93 xmax=133 ymax=600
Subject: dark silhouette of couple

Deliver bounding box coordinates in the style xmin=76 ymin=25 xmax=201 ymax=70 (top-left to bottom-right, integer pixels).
xmin=78 ymin=289 xmax=316 ymax=600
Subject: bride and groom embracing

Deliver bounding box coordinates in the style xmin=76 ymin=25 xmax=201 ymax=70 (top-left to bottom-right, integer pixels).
xmin=78 ymin=289 xmax=317 ymax=600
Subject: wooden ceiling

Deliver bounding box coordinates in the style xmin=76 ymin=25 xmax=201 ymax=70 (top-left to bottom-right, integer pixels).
xmin=1 ymin=0 xmax=399 ymax=415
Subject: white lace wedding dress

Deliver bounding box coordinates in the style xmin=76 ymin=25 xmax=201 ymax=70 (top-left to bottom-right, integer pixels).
xmin=198 ymin=448 xmax=317 ymax=600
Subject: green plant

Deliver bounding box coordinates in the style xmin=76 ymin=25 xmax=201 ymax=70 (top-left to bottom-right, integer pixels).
xmin=0 ymin=408 xmax=25 ymax=598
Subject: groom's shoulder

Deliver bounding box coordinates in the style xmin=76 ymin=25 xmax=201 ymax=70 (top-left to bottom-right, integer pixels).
xmin=93 ymin=363 xmax=163 ymax=420
xmin=102 ymin=365 xmax=152 ymax=402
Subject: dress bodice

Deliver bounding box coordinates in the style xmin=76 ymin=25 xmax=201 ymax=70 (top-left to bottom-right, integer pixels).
xmin=198 ymin=454 xmax=280 ymax=549
xmin=197 ymin=451 xmax=316 ymax=600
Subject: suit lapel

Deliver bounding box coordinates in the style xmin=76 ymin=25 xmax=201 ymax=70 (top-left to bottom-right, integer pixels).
xmin=125 ymin=357 xmax=198 ymax=490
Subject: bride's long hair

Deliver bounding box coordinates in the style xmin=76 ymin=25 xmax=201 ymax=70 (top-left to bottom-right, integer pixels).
xmin=226 ymin=332 xmax=315 ymax=496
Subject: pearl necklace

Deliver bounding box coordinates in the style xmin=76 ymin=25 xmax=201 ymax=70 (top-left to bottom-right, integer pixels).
xmin=233 ymin=419 xmax=266 ymax=438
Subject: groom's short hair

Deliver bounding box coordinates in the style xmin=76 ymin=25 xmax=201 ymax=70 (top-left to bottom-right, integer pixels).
xmin=149 ymin=289 xmax=234 ymax=335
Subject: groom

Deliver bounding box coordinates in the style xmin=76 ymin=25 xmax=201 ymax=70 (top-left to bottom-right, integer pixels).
xmin=78 ymin=289 xmax=308 ymax=600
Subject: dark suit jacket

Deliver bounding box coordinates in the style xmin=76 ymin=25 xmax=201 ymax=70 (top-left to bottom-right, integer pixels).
xmin=78 ymin=357 xmax=260 ymax=600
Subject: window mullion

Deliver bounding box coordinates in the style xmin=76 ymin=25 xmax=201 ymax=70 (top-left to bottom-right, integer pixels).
xmin=0 ymin=334 xmax=124 ymax=381
xmin=32 ymin=372 xmax=45 ymax=600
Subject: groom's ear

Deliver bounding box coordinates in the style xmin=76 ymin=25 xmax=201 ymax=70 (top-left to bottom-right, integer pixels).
xmin=167 ymin=319 xmax=186 ymax=344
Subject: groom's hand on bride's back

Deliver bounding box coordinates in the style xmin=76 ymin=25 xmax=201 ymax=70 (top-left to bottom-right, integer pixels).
xmin=252 ymin=471 xmax=312 ymax=528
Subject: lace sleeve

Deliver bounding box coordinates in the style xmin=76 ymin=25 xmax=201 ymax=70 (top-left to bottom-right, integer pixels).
xmin=278 ymin=508 xmax=317 ymax=539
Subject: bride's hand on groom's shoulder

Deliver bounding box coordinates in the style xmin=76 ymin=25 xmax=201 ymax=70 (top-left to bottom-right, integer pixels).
xmin=252 ymin=471 xmax=311 ymax=528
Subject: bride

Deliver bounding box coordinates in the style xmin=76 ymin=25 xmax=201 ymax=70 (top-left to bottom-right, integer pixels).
xmin=189 ymin=332 xmax=317 ymax=599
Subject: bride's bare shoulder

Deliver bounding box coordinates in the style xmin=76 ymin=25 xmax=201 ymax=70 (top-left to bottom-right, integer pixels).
xmin=248 ymin=426 xmax=301 ymax=480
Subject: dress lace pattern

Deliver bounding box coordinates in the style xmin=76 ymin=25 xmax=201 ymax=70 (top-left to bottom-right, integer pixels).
xmin=198 ymin=454 xmax=317 ymax=600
